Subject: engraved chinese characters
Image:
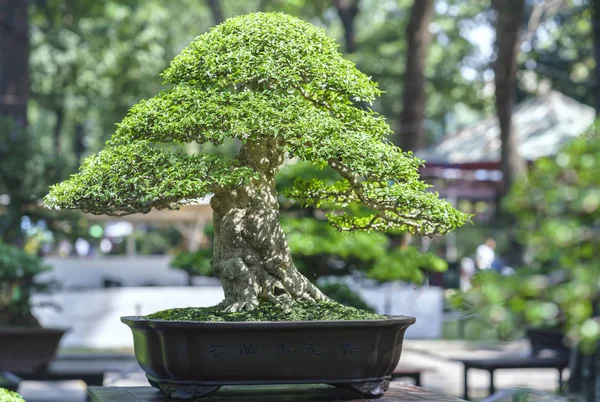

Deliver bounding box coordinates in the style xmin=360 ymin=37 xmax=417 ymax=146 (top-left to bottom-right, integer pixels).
xmin=206 ymin=341 xmax=361 ymax=358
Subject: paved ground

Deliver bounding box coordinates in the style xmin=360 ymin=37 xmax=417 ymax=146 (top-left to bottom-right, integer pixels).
xmin=16 ymin=340 xmax=566 ymax=402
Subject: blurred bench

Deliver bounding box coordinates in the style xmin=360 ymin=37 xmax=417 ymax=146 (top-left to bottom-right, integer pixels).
xmin=3 ymin=353 xmax=137 ymax=401
xmin=391 ymin=365 xmax=434 ymax=386
xmin=456 ymin=355 xmax=569 ymax=400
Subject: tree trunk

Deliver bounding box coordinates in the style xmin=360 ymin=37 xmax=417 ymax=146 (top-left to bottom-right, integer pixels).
xmin=0 ymin=0 xmax=29 ymax=246
xmin=593 ymin=0 xmax=600 ymax=116
xmin=397 ymin=0 xmax=434 ymax=151
xmin=53 ymin=108 xmax=64 ymax=156
xmin=333 ymin=0 xmax=359 ymax=54
xmin=210 ymin=139 xmax=327 ymax=311
xmin=73 ymin=122 xmax=85 ymax=166
xmin=0 ymin=0 xmax=29 ymax=123
xmin=206 ymin=0 xmax=224 ymax=25
xmin=492 ymin=0 xmax=528 ymax=197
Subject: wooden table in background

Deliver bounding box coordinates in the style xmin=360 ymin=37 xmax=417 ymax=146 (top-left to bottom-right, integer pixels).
xmin=89 ymin=383 xmax=466 ymax=401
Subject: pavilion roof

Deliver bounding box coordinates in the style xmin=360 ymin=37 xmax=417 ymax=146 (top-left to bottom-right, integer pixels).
xmin=417 ymin=91 xmax=596 ymax=167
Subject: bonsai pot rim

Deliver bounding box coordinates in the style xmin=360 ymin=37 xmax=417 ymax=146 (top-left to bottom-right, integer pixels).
xmin=121 ymin=315 xmax=415 ymax=327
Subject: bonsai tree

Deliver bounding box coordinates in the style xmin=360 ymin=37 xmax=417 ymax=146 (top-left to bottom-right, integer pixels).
xmin=45 ymin=12 xmax=467 ymax=313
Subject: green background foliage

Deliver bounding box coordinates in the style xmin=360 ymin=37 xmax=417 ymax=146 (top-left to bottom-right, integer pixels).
xmin=453 ymin=126 xmax=600 ymax=351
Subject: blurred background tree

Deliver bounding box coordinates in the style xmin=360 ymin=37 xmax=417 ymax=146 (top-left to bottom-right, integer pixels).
xmin=452 ymin=122 xmax=600 ymax=399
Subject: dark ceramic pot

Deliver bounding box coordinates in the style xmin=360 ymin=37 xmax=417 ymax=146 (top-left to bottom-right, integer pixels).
xmin=525 ymin=327 xmax=569 ymax=357
xmin=121 ymin=315 xmax=415 ymax=400
xmin=0 ymin=327 xmax=67 ymax=373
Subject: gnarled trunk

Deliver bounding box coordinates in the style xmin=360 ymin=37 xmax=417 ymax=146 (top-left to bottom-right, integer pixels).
xmin=210 ymin=139 xmax=326 ymax=311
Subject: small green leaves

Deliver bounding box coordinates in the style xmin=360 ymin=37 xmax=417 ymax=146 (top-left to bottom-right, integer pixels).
xmin=45 ymin=141 xmax=254 ymax=215
xmin=45 ymin=11 xmax=467 ymax=237
xmin=163 ymin=13 xmax=380 ymax=102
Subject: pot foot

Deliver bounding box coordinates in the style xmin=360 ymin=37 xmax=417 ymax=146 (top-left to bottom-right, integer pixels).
xmin=150 ymin=380 xmax=220 ymax=400
xmin=343 ymin=378 xmax=390 ymax=399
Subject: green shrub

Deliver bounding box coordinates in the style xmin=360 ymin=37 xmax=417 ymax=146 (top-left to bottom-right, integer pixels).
xmin=453 ymin=126 xmax=600 ymax=350
xmin=0 ymin=388 xmax=25 ymax=402
xmin=317 ymin=281 xmax=376 ymax=313
xmin=0 ymin=241 xmax=51 ymax=327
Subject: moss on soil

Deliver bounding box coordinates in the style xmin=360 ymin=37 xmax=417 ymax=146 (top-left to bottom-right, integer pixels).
xmin=146 ymin=299 xmax=385 ymax=322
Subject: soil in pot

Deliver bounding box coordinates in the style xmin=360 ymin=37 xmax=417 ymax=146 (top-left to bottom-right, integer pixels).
xmin=146 ymin=299 xmax=386 ymax=322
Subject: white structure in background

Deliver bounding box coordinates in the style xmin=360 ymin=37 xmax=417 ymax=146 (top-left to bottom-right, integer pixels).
xmin=39 ymin=256 xmax=188 ymax=288
xmin=33 ymin=282 xmax=443 ymax=349
xmin=40 ymin=197 xmax=213 ymax=289
xmin=33 ymin=287 xmax=225 ymax=349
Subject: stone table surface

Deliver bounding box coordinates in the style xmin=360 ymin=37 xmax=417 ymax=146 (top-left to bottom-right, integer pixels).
xmin=88 ymin=383 xmax=467 ymax=401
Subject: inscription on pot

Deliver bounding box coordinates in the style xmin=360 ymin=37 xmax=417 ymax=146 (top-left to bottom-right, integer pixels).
xmin=239 ymin=343 xmax=258 ymax=355
xmin=274 ymin=343 xmax=293 ymax=355
xmin=208 ymin=344 xmax=228 ymax=358
xmin=304 ymin=342 xmax=326 ymax=355
xmin=338 ymin=342 xmax=360 ymax=356
xmin=206 ymin=341 xmax=361 ymax=358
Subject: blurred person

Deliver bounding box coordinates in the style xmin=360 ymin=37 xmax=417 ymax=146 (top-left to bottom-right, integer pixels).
xmin=460 ymin=256 xmax=475 ymax=290
xmin=475 ymin=237 xmax=496 ymax=271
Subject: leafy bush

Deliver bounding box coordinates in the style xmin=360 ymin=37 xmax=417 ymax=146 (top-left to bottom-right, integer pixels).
xmin=367 ymin=246 xmax=448 ymax=284
xmin=0 ymin=388 xmax=25 ymax=402
xmin=317 ymin=281 xmax=376 ymax=312
xmin=170 ymin=248 xmax=213 ymax=277
xmin=0 ymin=241 xmax=51 ymax=327
xmin=453 ymin=126 xmax=600 ymax=350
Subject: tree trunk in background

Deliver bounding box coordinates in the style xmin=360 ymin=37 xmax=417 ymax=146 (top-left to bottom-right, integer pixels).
xmin=0 ymin=0 xmax=29 ymax=246
xmin=206 ymin=0 xmax=224 ymax=25
xmin=491 ymin=0 xmax=528 ymax=197
xmin=333 ymin=0 xmax=359 ymax=54
xmin=397 ymin=0 xmax=434 ymax=151
xmin=592 ymin=0 xmax=600 ymax=116
xmin=0 ymin=0 xmax=28 ymax=123
xmin=73 ymin=122 xmax=85 ymax=166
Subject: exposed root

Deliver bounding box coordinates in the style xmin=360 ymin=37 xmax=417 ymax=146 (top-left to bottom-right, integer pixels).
xmin=220 ymin=273 xmax=329 ymax=313
xmin=222 ymin=297 xmax=259 ymax=313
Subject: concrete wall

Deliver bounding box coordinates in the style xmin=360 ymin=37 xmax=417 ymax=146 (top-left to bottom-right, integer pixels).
xmin=32 ymin=285 xmax=443 ymax=349
xmin=40 ymin=256 xmax=188 ymax=288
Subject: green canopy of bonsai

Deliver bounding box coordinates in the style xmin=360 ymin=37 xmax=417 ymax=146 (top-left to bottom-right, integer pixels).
xmin=44 ymin=12 xmax=466 ymax=235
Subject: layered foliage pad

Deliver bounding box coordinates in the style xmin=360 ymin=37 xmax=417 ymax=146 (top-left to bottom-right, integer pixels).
xmin=453 ymin=126 xmax=600 ymax=350
xmin=46 ymin=12 xmax=467 ymax=236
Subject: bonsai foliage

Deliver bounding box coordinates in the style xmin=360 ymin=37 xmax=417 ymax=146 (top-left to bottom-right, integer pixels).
xmin=453 ymin=128 xmax=600 ymax=350
xmin=0 ymin=241 xmax=49 ymax=327
xmin=46 ymin=13 xmax=467 ymax=312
